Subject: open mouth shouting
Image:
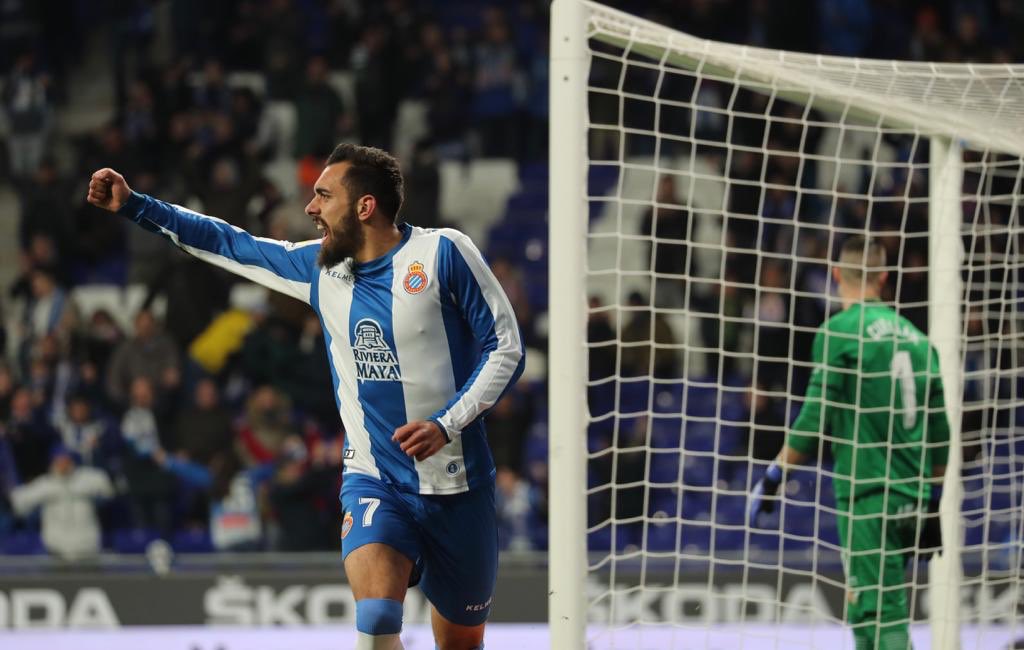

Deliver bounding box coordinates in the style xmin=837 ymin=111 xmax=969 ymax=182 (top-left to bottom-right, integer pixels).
xmin=313 ymin=217 xmax=328 ymax=239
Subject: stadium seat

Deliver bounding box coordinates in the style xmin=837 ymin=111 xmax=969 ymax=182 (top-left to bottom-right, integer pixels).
xmin=110 ymin=528 xmax=161 ymax=554
xmin=713 ymin=526 xmax=745 ymax=552
xmin=0 ymin=530 xmax=45 ymax=555
xmin=172 ymin=528 xmax=214 ymax=554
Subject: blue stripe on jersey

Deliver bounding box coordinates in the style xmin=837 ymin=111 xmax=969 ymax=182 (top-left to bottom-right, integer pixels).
xmin=122 ymin=192 xmax=316 ymax=283
xmin=350 ymin=262 xmax=418 ymax=490
xmin=435 ymin=236 xmax=501 ymax=481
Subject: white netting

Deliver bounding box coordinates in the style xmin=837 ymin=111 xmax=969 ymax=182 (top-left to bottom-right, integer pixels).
xmin=569 ymin=2 xmax=1024 ymax=648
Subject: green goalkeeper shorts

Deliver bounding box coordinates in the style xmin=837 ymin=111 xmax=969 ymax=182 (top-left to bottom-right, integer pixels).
xmin=835 ymin=491 xmax=921 ymax=647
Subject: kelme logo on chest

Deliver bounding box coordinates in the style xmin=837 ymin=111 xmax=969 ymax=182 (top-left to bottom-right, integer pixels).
xmin=352 ymin=318 xmax=401 ymax=382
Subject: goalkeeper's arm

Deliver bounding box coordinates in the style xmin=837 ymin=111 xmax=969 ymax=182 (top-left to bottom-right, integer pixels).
xmin=748 ymin=444 xmax=812 ymax=526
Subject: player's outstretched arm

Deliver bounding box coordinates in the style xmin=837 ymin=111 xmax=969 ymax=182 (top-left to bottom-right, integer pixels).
xmin=87 ymin=168 xmax=132 ymax=212
xmin=86 ymin=168 xmax=319 ymax=304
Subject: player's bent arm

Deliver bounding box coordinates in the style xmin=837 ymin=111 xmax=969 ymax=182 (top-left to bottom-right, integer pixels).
xmin=428 ymin=232 xmax=526 ymax=440
xmin=775 ymin=444 xmax=811 ymax=471
xmin=117 ymin=191 xmax=319 ymax=304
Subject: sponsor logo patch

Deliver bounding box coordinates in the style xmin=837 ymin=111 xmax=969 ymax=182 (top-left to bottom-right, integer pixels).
xmin=341 ymin=512 xmax=354 ymax=539
xmin=445 ymin=461 xmax=460 ymax=476
xmin=352 ymin=318 xmax=400 ymax=382
xmin=403 ymin=261 xmax=428 ymax=294
xmin=343 ymin=448 xmax=355 ymax=460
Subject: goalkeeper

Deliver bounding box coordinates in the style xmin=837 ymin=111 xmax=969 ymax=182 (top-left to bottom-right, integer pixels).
xmin=749 ymin=236 xmax=949 ymax=650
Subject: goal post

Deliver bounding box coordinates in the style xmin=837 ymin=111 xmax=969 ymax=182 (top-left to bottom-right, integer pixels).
xmin=927 ymin=136 xmax=964 ymax=650
xmin=548 ymin=1 xmax=1024 ymax=648
xmin=548 ymin=1 xmax=590 ymax=648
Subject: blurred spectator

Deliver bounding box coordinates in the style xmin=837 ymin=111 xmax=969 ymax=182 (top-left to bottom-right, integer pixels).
xmin=143 ymin=253 xmax=232 ymax=351
xmin=351 ymin=25 xmax=400 ymax=150
xmin=105 ymin=309 xmax=181 ymax=407
xmin=2 ymin=51 xmax=53 ymax=182
xmin=0 ymin=364 xmax=15 ymax=421
xmin=197 ymin=157 xmax=257 ymax=229
xmin=743 ymin=381 xmax=787 ymax=461
xmin=122 ymin=80 xmax=160 ymax=154
xmin=120 ymin=376 xmax=175 ymax=534
xmin=266 ymin=435 xmax=338 ymax=551
xmin=294 ymin=55 xmax=352 ymax=159
xmin=17 ymin=159 xmax=74 ymax=260
xmin=620 ymin=291 xmax=679 ymax=379
xmin=640 ymin=175 xmax=690 ymax=308
xmin=818 ymin=0 xmax=873 ymax=57
xmin=6 ymin=266 xmax=70 ymax=375
xmin=746 ymin=261 xmax=791 ymax=390
xmin=486 ymin=390 xmax=533 ymax=475
xmin=192 ymin=59 xmax=232 ymax=113
xmin=207 ymin=449 xmax=266 ymax=551
xmin=472 ymin=9 xmax=520 ymax=157
xmin=230 ymin=87 xmax=276 ymax=161
xmin=121 ymin=377 xmax=163 ymax=455
xmin=77 ymin=309 xmax=125 ymax=380
xmin=236 ymin=385 xmax=295 ymax=466
xmin=3 ymin=387 xmax=59 ymax=484
xmin=495 ymin=466 xmax=533 ymax=550
xmin=400 ymin=140 xmax=442 ymax=229
xmin=173 ymin=378 xmax=234 ymax=467
xmin=587 ymin=296 xmax=617 ymax=382
xmin=53 ymin=392 xmax=116 ymax=470
xmin=10 ymin=445 xmax=113 ymax=560
xmin=284 ymin=315 xmax=338 ymax=432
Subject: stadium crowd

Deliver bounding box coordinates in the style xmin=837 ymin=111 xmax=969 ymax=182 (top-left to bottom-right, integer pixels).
xmin=0 ymin=0 xmax=1019 ymax=559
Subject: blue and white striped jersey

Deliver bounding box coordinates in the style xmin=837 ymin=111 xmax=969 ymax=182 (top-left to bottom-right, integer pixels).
xmin=119 ymin=192 xmax=525 ymax=495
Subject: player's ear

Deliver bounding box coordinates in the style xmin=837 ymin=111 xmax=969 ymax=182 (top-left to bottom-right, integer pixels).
xmin=357 ymin=195 xmax=376 ymax=221
xmin=832 ymin=266 xmax=842 ymax=286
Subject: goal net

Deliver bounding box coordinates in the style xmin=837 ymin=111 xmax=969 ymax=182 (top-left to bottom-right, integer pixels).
xmin=548 ymin=1 xmax=1024 ymax=649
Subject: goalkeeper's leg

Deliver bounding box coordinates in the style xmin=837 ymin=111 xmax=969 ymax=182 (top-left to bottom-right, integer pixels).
xmin=839 ymin=493 xmax=914 ymax=650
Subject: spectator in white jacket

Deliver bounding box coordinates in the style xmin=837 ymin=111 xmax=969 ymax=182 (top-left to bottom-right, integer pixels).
xmin=10 ymin=445 xmax=113 ymax=560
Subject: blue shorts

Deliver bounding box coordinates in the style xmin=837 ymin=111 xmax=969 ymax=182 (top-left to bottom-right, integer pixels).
xmin=340 ymin=473 xmax=497 ymax=626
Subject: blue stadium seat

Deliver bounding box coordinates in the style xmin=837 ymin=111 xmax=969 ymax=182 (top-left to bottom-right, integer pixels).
xmin=713 ymin=526 xmax=745 ymax=551
xmin=681 ymin=455 xmax=715 ymax=487
xmin=172 ymin=528 xmax=214 ymax=553
xmin=682 ymin=421 xmax=716 ymax=452
xmin=110 ymin=528 xmax=161 ymax=554
xmin=0 ymin=530 xmax=45 ymax=555
xmin=649 ymin=451 xmax=681 ymax=484
xmin=712 ymin=494 xmax=747 ymax=525
xmin=680 ymin=522 xmax=711 ymax=553
xmin=647 ymin=522 xmax=679 ymax=551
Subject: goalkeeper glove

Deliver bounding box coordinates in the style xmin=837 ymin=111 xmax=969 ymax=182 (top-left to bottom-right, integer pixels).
xmin=917 ymin=489 xmax=943 ymax=561
xmin=748 ymin=462 xmax=784 ymax=527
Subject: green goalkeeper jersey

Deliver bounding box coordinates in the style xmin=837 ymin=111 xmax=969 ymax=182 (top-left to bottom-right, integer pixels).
xmin=786 ymin=300 xmax=950 ymax=509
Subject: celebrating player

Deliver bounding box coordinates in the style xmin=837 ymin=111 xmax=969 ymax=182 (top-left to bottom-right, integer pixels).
xmin=87 ymin=143 xmax=525 ymax=650
xmin=748 ymin=236 xmax=949 ymax=650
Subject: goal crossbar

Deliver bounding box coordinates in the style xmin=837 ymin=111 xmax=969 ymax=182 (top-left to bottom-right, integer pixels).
xmin=584 ymin=0 xmax=1024 ymax=156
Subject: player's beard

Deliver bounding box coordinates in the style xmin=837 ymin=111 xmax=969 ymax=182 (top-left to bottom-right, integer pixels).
xmin=317 ymin=200 xmax=364 ymax=269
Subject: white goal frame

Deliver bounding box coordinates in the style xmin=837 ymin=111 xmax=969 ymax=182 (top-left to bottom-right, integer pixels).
xmin=547 ymin=1 xmax=1024 ymax=648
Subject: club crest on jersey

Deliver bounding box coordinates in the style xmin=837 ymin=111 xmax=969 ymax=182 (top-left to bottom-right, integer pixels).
xmin=352 ymin=318 xmax=401 ymax=382
xmin=403 ymin=261 xmax=428 ymax=294
xmin=341 ymin=512 xmax=353 ymax=539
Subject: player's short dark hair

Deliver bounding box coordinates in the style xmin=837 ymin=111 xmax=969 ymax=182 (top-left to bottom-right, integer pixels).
xmin=326 ymin=143 xmax=404 ymax=221
xmin=838 ymin=235 xmax=887 ymax=284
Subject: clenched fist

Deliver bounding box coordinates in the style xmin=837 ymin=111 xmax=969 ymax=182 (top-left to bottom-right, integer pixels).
xmin=86 ymin=168 xmax=132 ymax=212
